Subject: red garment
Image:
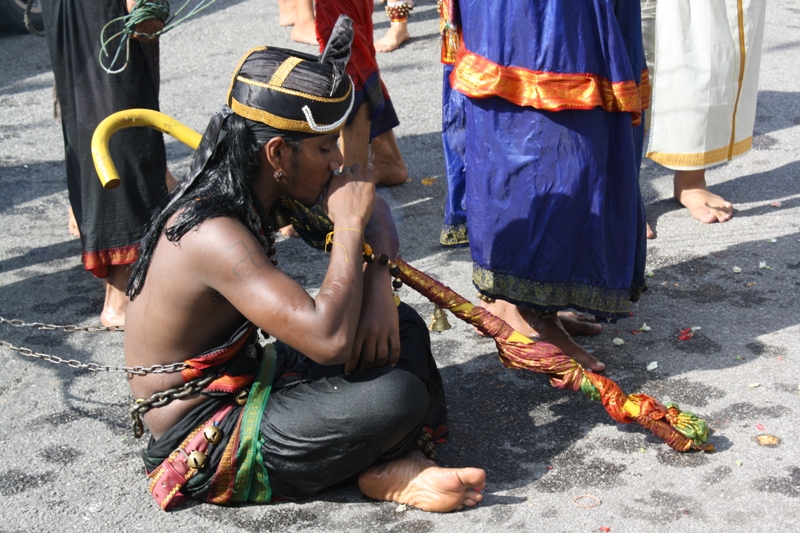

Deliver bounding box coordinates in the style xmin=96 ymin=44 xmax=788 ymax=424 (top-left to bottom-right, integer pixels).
xmin=315 ymin=0 xmax=378 ymax=90
xmin=181 ymin=322 xmax=257 ymax=393
xmin=314 ymin=1 xmax=399 ymax=138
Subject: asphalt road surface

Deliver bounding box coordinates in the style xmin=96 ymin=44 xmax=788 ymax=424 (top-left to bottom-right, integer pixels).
xmin=1 ymin=1 xmax=799 ymax=531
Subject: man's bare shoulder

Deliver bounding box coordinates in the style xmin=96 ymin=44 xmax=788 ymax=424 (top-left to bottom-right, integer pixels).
xmin=162 ymin=215 xmax=277 ymax=288
xmin=164 ymin=215 xmax=256 ymax=259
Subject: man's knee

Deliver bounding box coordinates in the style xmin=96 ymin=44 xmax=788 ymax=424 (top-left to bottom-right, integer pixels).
xmin=353 ymin=367 xmax=428 ymax=431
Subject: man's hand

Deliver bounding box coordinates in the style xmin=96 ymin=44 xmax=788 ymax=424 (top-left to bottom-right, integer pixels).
xmin=126 ymin=0 xmax=166 ymax=43
xmin=322 ymin=164 xmax=375 ymax=226
xmin=345 ymin=267 xmax=400 ymax=374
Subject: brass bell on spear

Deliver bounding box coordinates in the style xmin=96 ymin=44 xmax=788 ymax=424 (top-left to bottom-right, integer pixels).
xmin=429 ymin=306 xmax=451 ymax=332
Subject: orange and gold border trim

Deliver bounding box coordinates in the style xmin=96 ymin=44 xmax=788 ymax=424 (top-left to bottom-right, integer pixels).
xmin=646 ymin=136 xmax=752 ymax=169
xmin=451 ymin=46 xmax=650 ymax=124
xmin=82 ymin=244 xmax=140 ymax=278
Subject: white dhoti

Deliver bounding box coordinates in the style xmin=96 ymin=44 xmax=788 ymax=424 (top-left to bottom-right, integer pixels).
xmin=642 ymin=0 xmax=767 ymax=170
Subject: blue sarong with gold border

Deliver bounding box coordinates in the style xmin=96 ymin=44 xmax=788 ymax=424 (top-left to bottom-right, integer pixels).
xmin=451 ymin=0 xmax=648 ymax=319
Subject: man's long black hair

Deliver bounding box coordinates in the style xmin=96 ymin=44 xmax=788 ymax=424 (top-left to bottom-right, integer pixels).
xmin=127 ymin=114 xmax=265 ymax=299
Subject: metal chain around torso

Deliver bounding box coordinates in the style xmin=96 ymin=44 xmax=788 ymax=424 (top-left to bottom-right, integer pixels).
xmin=129 ymin=366 xmax=224 ymax=438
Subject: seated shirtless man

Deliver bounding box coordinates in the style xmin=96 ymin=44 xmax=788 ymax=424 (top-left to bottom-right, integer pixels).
xmin=122 ymin=17 xmax=485 ymax=512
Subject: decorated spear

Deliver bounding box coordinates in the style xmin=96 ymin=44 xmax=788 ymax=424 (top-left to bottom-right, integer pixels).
xmin=390 ymin=258 xmax=713 ymax=452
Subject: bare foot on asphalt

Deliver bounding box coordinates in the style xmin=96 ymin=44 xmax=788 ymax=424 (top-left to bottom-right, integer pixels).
xmin=358 ymin=450 xmax=486 ymax=512
xmin=475 ymin=300 xmax=601 ymax=336
xmin=646 ymin=222 xmax=655 ymax=239
xmin=474 ymin=299 xmax=605 ymax=372
xmin=290 ymin=20 xmax=318 ymax=45
xmin=556 ymin=310 xmax=602 ymax=336
xmin=279 ymin=224 xmax=300 ymax=238
xmin=674 ymin=169 xmax=733 ymax=223
xmin=278 ymin=0 xmax=296 ymax=26
xmin=520 ymin=307 xmax=606 ymax=372
xmin=375 ymin=23 xmax=410 ymax=53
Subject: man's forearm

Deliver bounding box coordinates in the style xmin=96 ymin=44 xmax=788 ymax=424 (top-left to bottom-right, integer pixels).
xmin=364 ymin=194 xmax=399 ymax=260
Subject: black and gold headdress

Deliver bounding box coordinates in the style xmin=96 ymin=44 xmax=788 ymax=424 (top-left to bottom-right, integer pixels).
xmin=176 ymin=15 xmax=354 ymax=203
xmin=227 ymin=46 xmax=354 ymax=136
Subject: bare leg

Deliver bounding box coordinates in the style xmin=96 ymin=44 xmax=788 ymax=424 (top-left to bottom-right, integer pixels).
xmin=278 ymin=0 xmax=296 ymax=26
xmin=358 ymin=450 xmax=486 ymax=513
xmin=67 ymin=206 xmax=80 ymax=237
xmin=370 ymin=129 xmax=408 ymax=186
xmin=340 ymin=102 xmax=371 ymax=168
xmin=673 ymin=169 xmax=733 ymax=223
xmin=100 ymin=265 xmax=129 ymax=328
xmin=290 ymin=0 xmax=317 ymax=45
xmin=476 ymin=299 xmax=605 ymax=372
xmin=375 ymin=21 xmax=410 ymax=53
xmin=477 ymin=299 xmax=601 ymax=336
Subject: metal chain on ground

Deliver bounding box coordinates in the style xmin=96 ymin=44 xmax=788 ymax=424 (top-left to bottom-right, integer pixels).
xmin=130 ymin=368 xmax=223 ymax=438
xmin=0 ymin=316 xmax=123 ymax=333
xmin=0 ymin=315 xmax=163 ymax=374
xmin=0 ymin=339 xmax=186 ymax=375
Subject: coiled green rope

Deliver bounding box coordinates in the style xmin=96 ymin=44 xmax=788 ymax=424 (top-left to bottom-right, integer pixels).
xmin=99 ymin=0 xmax=217 ymax=74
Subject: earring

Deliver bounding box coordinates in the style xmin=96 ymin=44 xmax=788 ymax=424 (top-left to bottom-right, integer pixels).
xmin=274 ymin=169 xmax=286 ymax=181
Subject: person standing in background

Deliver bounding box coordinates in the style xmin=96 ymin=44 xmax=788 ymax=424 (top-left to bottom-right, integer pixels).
xmin=641 ymin=0 xmax=767 ymax=236
xmin=315 ymin=0 xmax=409 ymax=187
xmin=449 ymin=0 xmax=649 ymax=371
xmin=41 ymin=0 xmax=170 ymax=327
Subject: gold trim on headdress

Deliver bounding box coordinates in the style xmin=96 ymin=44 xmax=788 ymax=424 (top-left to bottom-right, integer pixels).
xmin=268 ymin=56 xmax=304 ymax=87
xmin=226 ymin=46 xmax=268 ymax=107
xmin=235 ymin=76 xmax=352 ymax=104
xmin=230 ymin=96 xmax=346 ymax=134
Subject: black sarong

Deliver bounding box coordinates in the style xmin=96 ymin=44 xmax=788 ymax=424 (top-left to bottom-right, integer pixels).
xmin=142 ymin=303 xmax=447 ymax=503
xmin=41 ymin=1 xmax=168 ymax=277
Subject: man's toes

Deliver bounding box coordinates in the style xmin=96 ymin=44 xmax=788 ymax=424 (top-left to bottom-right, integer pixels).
xmin=689 ymin=206 xmax=717 ymax=224
xmin=460 ymin=490 xmax=483 ymax=508
xmin=589 ymin=360 xmax=606 ymax=373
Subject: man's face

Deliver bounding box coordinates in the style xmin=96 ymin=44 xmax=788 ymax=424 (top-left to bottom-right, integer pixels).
xmin=284 ymin=133 xmax=343 ymax=207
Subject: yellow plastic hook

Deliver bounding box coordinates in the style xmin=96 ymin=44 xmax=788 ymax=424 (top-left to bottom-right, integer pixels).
xmin=91 ymin=108 xmax=202 ymax=189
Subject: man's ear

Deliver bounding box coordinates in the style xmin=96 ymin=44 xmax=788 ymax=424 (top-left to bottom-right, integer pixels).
xmin=265 ymin=137 xmax=287 ymax=169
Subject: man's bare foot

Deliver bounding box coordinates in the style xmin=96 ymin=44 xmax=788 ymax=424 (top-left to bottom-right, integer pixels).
xmin=370 ymin=129 xmax=409 ymax=186
xmin=278 ymin=0 xmax=296 ymax=26
xmin=375 ymin=22 xmax=410 ymax=53
xmin=289 ymin=0 xmax=317 ymax=45
xmin=278 ymin=224 xmax=299 ymax=238
xmin=290 ymin=20 xmax=318 ymax=45
xmin=475 ymin=299 xmax=601 ymax=337
xmin=520 ymin=308 xmax=606 ymax=372
xmin=674 ymin=169 xmax=733 ymax=223
xmin=474 ymin=300 xmax=605 ymax=371
xmin=67 ymin=206 xmax=80 ymax=237
xmin=646 ymin=222 xmax=655 ymax=239
xmin=100 ymin=265 xmax=129 ymax=328
xmin=556 ymin=310 xmax=602 ymax=336
xmin=358 ymin=450 xmax=486 ymax=512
